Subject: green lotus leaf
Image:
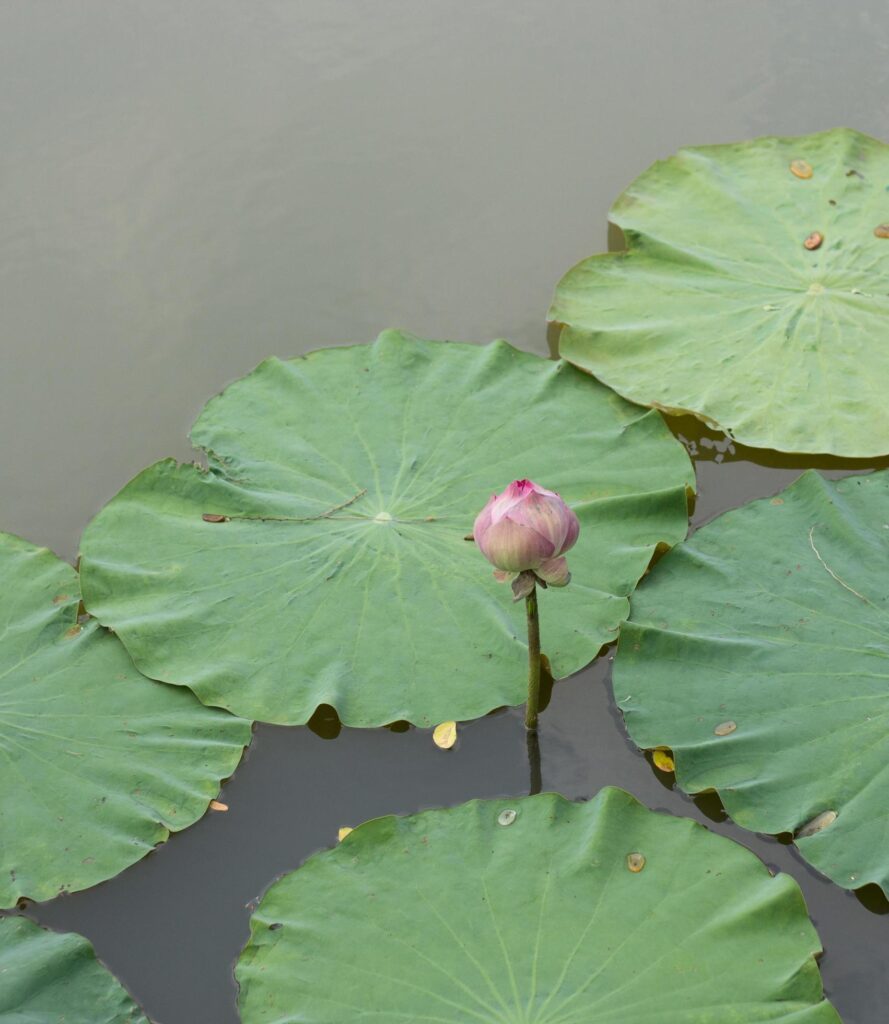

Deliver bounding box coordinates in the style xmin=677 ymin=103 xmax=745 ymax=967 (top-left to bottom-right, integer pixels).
xmin=236 ymin=788 xmax=840 ymax=1023
xmin=614 ymin=470 xmax=889 ymax=893
xmin=0 ymin=916 xmax=147 ymax=1023
xmin=551 ymin=128 xmax=889 ymax=457
xmin=0 ymin=533 xmax=251 ymax=907
xmin=78 ymin=331 xmax=693 ymax=727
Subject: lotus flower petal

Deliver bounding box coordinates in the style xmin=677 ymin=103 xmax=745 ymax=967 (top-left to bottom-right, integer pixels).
xmin=474 ymin=479 xmax=579 ymax=574
xmin=536 ymin=556 xmax=570 ymax=587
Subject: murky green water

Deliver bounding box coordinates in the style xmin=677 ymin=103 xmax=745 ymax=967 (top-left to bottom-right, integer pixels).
xmin=2 ymin=2 xmax=889 ymax=1021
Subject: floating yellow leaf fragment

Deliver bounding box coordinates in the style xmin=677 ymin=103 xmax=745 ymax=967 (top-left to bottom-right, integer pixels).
xmin=874 ymin=224 xmax=889 ymax=239
xmin=337 ymin=827 xmax=353 ymax=842
xmin=714 ymin=720 xmax=737 ymax=737
xmin=432 ymin=721 xmax=457 ymax=750
xmin=652 ymin=749 xmax=675 ymax=773
xmin=209 ymin=800 xmax=228 ymax=812
xmin=790 ymin=159 xmax=813 ymax=179
xmin=626 ymin=852 xmax=646 ymax=873
xmin=796 ymin=810 xmax=837 ymax=839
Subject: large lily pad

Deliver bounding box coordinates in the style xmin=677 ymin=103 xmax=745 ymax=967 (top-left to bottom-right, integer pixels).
xmin=614 ymin=470 xmax=889 ymax=893
xmin=551 ymin=128 xmax=889 ymax=457
xmin=78 ymin=331 xmax=693 ymax=727
xmin=0 ymin=916 xmax=147 ymax=1023
xmin=0 ymin=533 xmax=251 ymax=907
xmin=236 ymin=788 xmax=840 ymax=1023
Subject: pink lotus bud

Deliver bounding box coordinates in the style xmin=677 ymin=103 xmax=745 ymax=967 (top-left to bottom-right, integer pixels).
xmin=473 ymin=479 xmax=579 ymax=589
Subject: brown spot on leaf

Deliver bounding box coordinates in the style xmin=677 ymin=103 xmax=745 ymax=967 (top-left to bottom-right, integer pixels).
xmin=874 ymin=224 xmax=889 ymax=239
xmin=803 ymin=232 xmax=824 ymax=250
xmin=64 ymin=625 xmax=82 ymax=639
xmin=52 ymin=594 xmax=70 ymax=605
xmin=202 ymin=513 xmax=229 ymax=523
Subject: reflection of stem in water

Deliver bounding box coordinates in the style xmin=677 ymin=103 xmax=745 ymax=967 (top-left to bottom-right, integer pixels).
xmin=524 ymin=586 xmax=541 ymax=731
xmin=527 ymin=726 xmax=542 ymax=796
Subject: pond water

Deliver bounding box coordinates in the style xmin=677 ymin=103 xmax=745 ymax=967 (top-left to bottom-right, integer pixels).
xmin=2 ymin=2 xmax=889 ymax=1022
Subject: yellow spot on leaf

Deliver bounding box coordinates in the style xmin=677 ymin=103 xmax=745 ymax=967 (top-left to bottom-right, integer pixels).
xmin=790 ymin=159 xmax=813 ymax=179
xmin=627 ymin=852 xmax=646 ymax=873
xmin=797 ymin=810 xmax=837 ymax=839
xmin=337 ymin=827 xmax=353 ymax=842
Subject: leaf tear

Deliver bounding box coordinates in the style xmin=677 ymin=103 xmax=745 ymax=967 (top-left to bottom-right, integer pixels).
xmin=808 ymin=524 xmax=872 ymax=604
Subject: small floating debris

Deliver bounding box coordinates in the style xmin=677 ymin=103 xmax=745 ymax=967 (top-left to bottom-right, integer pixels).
xmin=790 ymin=160 xmax=813 ymax=179
xmin=714 ymin=721 xmax=737 ymax=737
xmin=209 ymin=800 xmax=228 ymax=812
xmin=432 ymin=721 xmax=457 ymax=750
xmin=337 ymin=827 xmax=353 ymax=842
xmin=497 ymin=809 xmax=517 ymax=827
xmin=652 ymin=749 xmax=675 ymax=773
xmin=626 ymin=852 xmax=646 ymax=873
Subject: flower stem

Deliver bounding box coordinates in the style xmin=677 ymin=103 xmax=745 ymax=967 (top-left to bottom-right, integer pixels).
xmin=524 ymin=584 xmax=541 ymax=731
xmin=526 ymin=726 xmax=542 ymax=794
